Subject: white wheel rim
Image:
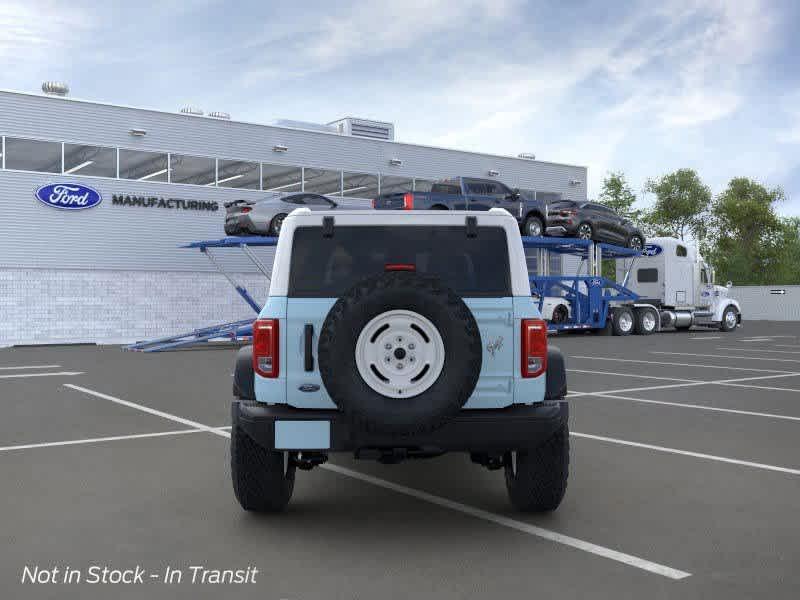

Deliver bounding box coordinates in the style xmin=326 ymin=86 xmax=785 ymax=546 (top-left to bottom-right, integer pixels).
xmin=355 ymin=310 xmax=445 ymax=398
xmin=643 ymin=311 xmax=656 ymax=331
xmin=725 ymin=310 xmax=737 ymax=328
xmin=618 ymin=312 xmax=633 ymax=332
xmin=528 ymin=220 xmax=542 ymax=236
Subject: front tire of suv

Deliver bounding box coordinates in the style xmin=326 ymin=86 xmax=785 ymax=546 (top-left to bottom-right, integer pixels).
xmin=628 ymin=234 xmax=644 ymax=250
xmin=505 ymin=422 xmax=569 ymax=512
xmin=231 ymin=408 xmax=295 ymax=512
xmin=523 ymin=215 xmax=544 ymax=237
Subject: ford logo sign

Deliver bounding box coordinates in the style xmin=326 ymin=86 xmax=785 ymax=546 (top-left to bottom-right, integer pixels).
xmin=642 ymin=244 xmax=663 ymax=257
xmin=35 ymin=183 xmax=103 ymax=210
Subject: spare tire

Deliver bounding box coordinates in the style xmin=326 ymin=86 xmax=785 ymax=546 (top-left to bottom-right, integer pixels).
xmin=318 ymin=271 xmax=482 ymax=435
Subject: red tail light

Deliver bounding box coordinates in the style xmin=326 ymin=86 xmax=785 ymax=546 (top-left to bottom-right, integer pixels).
xmin=521 ymin=319 xmax=547 ymax=378
xmin=241 ymin=207 xmax=252 ymax=213
xmin=253 ymin=319 xmax=279 ymax=378
xmin=372 ymin=199 xmax=376 ymax=209
xmin=385 ymin=263 xmax=416 ymax=271
xmin=402 ymin=193 xmax=414 ymax=210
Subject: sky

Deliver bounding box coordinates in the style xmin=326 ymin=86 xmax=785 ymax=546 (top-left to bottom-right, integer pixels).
xmin=2 ymin=0 xmax=800 ymax=214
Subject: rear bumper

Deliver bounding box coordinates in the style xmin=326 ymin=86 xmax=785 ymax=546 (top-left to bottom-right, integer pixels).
xmin=235 ymin=400 xmax=568 ymax=453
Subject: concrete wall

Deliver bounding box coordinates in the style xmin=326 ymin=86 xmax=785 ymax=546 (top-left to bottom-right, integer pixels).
xmin=728 ymin=285 xmax=800 ymax=321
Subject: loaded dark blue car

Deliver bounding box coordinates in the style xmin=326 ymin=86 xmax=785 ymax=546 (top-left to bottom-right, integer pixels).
xmin=373 ymin=176 xmax=549 ymax=237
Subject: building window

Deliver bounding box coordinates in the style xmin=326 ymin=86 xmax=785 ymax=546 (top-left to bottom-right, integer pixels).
xmin=217 ymin=159 xmax=260 ymax=189
xmin=549 ymin=253 xmax=561 ymax=275
xmin=413 ymin=178 xmax=436 ymax=192
xmin=170 ymin=154 xmax=216 ymax=186
xmin=262 ymin=163 xmax=302 ymax=192
xmin=342 ymin=171 xmax=378 ymax=198
xmin=119 ymin=149 xmax=169 ymax=182
xmin=676 ymin=245 xmax=687 ymax=257
xmin=380 ymin=176 xmax=413 ymax=195
xmin=4 ymin=137 xmax=61 ymax=173
xmin=303 ymin=167 xmax=342 ymax=195
xmin=63 ymin=143 xmax=117 ymax=177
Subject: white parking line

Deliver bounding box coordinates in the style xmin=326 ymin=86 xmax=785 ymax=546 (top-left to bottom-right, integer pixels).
xmin=65 ymin=384 xmax=690 ymax=580
xmin=652 ymin=351 xmax=800 ymax=364
xmin=323 ymin=463 xmax=691 ymax=580
xmin=572 ymin=432 xmax=800 ymax=476
xmin=0 ymin=364 xmax=61 ymax=370
xmin=572 ymin=392 xmax=800 ymax=422
xmin=567 ymin=372 xmax=800 ymax=397
xmin=570 ymin=369 xmax=698 ymax=383
xmin=0 ymin=371 xmax=84 ymax=379
xmin=774 ymin=344 xmax=800 ymax=349
xmin=689 ymin=336 xmax=721 ymax=340
xmin=717 ymin=347 xmax=800 ymax=355
xmin=570 ymin=355 xmax=795 ymax=374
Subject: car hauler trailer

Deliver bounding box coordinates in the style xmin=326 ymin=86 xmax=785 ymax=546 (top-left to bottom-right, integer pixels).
xmin=524 ymin=236 xmax=741 ymax=335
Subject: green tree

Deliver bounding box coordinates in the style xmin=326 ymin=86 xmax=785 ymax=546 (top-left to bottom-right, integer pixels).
xmin=643 ymin=169 xmax=711 ymax=241
xmin=598 ymin=171 xmax=640 ymax=220
xmin=706 ymin=178 xmax=787 ymax=285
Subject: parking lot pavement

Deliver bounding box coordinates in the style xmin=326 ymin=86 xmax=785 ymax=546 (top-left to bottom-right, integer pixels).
xmin=1 ymin=321 xmax=799 ymax=598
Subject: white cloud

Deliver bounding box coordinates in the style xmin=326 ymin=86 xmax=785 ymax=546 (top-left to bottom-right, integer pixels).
xmin=0 ymin=1 xmax=93 ymax=68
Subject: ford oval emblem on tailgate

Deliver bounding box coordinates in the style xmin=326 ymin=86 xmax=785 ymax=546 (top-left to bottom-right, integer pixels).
xmin=35 ymin=183 xmax=103 ymax=210
xmin=298 ymin=384 xmax=320 ymax=393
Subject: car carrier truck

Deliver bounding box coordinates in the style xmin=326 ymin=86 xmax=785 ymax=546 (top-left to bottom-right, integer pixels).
xmin=526 ymin=236 xmax=741 ymax=335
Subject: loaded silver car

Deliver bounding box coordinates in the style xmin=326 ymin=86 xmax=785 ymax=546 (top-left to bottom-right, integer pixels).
xmin=224 ymin=193 xmax=341 ymax=236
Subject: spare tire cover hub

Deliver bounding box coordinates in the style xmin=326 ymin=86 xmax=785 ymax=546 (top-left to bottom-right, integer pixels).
xmin=355 ymin=309 xmax=445 ymax=398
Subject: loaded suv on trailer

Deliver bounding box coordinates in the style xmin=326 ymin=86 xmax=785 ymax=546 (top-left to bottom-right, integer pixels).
xmin=230 ymin=208 xmax=569 ymax=512
xmin=373 ymin=177 xmax=550 ymax=237
xmin=547 ymin=200 xmax=645 ymax=249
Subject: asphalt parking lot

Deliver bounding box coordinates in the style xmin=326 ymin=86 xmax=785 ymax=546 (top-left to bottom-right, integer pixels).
xmin=2 ymin=321 xmax=799 ymax=599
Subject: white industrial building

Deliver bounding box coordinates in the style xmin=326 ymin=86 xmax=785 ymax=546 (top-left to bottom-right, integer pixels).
xmin=0 ymin=84 xmax=588 ymax=346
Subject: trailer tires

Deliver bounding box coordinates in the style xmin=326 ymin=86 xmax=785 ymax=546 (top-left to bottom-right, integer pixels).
xmin=634 ymin=308 xmax=658 ymax=335
xmin=523 ymin=215 xmax=544 ymax=237
xmin=611 ymin=307 xmax=634 ymax=336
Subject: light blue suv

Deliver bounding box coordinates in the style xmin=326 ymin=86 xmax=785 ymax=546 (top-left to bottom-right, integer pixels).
xmin=231 ymin=208 xmax=569 ymax=512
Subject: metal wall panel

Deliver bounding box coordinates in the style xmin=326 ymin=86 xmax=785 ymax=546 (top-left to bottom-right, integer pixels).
xmin=728 ymin=286 xmax=800 ymax=321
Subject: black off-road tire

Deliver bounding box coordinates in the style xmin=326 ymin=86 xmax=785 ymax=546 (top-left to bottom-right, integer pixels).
xmin=551 ymin=304 xmax=568 ymax=324
xmin=231 ymin=407 xmax=295 ymax=512
xmin=232 ymin=345 xmax=255 ymax=400
xmin=318 ymin=271 xmax=482 ymax=435
xmin=505 ymin=423 xmax=569 ymax=512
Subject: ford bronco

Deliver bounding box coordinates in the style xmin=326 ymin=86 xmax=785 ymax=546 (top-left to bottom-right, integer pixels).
xmin=231 ymin=207 xmax=569 ymax=512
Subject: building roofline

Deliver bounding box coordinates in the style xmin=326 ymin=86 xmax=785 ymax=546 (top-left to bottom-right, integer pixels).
xmin=0 ymin=88 xmax=588 ymax=171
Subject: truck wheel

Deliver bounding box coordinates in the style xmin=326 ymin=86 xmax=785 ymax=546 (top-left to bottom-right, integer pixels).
xmin=611 ymin=307 xmax=634 ymax=336
xmin=634 ymin=308 xmax=658 ymax=335
xmin=720 ymin=306 xmax=739 ymax=332
xmin=318 ymin=271 xmax=482 ymax=435
xmin=627 ymin=234 xmax=644 ymax=250
xmin=523 ymin=215 xmax=544 ymax=237
xmin=231 ymin=407 xmax=295 ymax=512
xmin=505 ymin=422 xmax=569 ymax=512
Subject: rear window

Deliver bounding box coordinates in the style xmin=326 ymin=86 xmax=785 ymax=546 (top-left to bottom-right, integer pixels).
xmin=289 ymin=226 xmax=511 ymax=297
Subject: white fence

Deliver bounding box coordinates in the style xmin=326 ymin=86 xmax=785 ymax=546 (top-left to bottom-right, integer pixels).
xmin=728 ymin=285 xmax=800 ymax=321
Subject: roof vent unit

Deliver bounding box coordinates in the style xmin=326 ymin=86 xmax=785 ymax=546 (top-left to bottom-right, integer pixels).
xmin=329 ymin=117 xmax=395 ymax=141
xmin=208 ymin=111 xmax=231 ymax=120
xmin=270 ymin=119 xmax=337 ymax=134
xmin=42 ymin=81 xmax=69 ymax=96
xmin=518 ymin=152 xmax=536 ymax=160
xmin=180 ymin=106 xmax=204 ymax=116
